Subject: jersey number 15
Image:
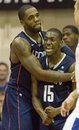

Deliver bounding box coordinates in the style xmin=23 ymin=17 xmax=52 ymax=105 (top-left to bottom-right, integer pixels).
xmin=44 ymin=85 xmax=54 ymax=102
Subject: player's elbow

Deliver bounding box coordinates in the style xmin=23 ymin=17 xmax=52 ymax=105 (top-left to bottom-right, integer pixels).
xmin=32 ymin=69 xmax=44 ymax=81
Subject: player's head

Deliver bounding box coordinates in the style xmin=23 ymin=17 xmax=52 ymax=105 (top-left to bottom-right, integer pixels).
xmin=62 ymin=25 xmax=78 ymax=48
xmin=0 ymin=62 xmax=9 ymax=82
xmin=74 ymin=0 xmax=79 ymax=25
xmin=18 ymin=5 xmax=41 ymax=33
xmin=44 ymin=28 xmax=62 ymax=56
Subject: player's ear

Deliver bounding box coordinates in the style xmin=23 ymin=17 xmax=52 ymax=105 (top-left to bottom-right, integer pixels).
xmin=76 ymin=34 xmax=79 ymax=39
xmin=20 ymin=20 xmax=25 ymax=26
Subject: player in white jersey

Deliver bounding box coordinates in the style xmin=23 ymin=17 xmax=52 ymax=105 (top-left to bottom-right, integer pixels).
xmin=61 ymin=0 xmax=79 ymax=129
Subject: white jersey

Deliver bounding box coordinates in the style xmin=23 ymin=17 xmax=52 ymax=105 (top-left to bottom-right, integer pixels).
xmin=63 ymin=42 xmax=79 ymax=130
xmin=63 ymin=98 xmax=79 ymax=130
xmin=75 ymin=42 xmax=79 ymax=94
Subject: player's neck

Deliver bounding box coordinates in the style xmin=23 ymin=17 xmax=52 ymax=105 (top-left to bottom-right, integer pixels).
xmin=47 ymin=51 xmax=64 ymax=67
xmin=70 ymin=44 xmax=78 ymax=53
xmin=24 ymin=28 xmax=39 ymax=37
xmin=25 ymin=30 xmax=42 ymax=44
xmin=24 ymin=28 xmax=41 ymax=43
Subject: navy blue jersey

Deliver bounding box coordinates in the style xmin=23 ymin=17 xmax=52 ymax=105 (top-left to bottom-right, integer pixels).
xmin=61 ymin=45 xmax=75 ymax=59
xmin=8 ymin=31 xmax=45 ymax=98
xmin=2 ymin=31 xmax=45 ymax=130
xmin=38 ymin=54 xmax=75 ymax=109
xmin=16 ymin=31 xmax=45 ymax=58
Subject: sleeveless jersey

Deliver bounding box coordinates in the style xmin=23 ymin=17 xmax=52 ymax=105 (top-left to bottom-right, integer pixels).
xmin=61 ymin=45 xmax=75 ymax=59
xmin=8 ymin=31 xmax=45 ymax=99
xmin=38 ymin=54 xmax=75 ymax=109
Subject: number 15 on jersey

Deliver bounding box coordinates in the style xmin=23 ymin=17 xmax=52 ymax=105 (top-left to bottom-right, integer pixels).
xmin=44 ymin=85 xmax=54 ymax=102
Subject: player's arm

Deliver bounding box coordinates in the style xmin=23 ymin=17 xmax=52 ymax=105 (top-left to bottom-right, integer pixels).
xmin=75 ymin=45 xmax=79 ymax=94
xmin=31 ymin=75 xmax=52 ymax=126
xmin=12 ymin=38 xmax=71 ymax=82
xmin=61 ymin=89 xmax=78 ymax=117
xmin=68 ymin=63 xmax=76 ymax=90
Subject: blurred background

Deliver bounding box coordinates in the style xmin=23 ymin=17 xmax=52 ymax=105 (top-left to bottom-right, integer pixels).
xmin=0 ymin=0 xmax=76 ymax=66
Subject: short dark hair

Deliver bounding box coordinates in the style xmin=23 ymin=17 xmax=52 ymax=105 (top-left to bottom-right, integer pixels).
xmin=47 ymin=28 xmax=62 ymax=40
xmin=18 ymin=4 xmax=34 ymax=20
xmin=63 ymin=25 xmax=79 ymax=34
xmin=0 ymin=62 xmax=8 ymax=70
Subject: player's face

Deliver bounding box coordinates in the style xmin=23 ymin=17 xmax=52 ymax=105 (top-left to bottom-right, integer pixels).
xmin=44 ymin=31 xmax=61 ymax=56
xmin=62 ymin=28 xmax=77 ymax=47
xmin=22 ymin=7 xmax=41 ymax=33
xmin=74 ymin=0 xmax=79 ymax=25
xmin=0 ymin=65 xmax=8 ymax=81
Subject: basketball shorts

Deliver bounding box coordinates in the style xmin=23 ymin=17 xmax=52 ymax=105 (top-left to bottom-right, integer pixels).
xmin=2 ymin=87 xmax=33 ymax=130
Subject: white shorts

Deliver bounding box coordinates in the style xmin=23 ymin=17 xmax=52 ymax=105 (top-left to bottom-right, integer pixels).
xmin=63 ymin=98 xmax=79 ymax=130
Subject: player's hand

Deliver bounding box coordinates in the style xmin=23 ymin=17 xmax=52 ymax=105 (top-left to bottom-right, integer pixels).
xmin=61 ymin=96 xmax=75 ymax=117
xmin=45 ymin=106 xmax=58 ymax=119
xmin=41 ymin=112 xmax=52 ymax=126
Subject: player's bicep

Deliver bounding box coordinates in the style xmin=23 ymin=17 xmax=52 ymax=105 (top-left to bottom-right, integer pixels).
xmin=12 ymin=38 xmax=31 ymax=59
xmin=12 ymin=38 xmax=42 ymax=75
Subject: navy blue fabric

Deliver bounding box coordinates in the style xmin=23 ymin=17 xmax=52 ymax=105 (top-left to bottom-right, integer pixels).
xmin=2 ymin=31 xmax=45 ymax=130
xmin=61 ymin=45 xmax=75 ymax=59
xmin=38 ymin=54 xmax=75 ymax=130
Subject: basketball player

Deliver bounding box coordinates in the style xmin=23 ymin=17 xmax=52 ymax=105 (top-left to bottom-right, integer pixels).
xmin=62 ymin=25 xmax=78 ymax=53
xmin=32 ymin=28 xmax=75 ymax=130
xmin=1 ymin=5 xmax=73 ymax=130
xmin=61 ymin=0 xmax=79 ymax=129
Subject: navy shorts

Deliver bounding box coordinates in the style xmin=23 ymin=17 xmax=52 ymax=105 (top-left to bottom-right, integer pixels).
xmin=2 ymin=87 xmax=33 ymax=130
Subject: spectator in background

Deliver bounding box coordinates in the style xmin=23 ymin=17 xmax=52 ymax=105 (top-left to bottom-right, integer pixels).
xmin=0 ymin=62 xmax=9 ymax=129
xmin=0 ymin=62 xmax=9 ymax=87
xmin=62 ymin=25 xmax=78 ymax=53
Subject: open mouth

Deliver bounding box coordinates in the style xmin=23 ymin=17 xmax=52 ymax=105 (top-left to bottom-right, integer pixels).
xmin=45 ymin=48 xmax=53 ymax=53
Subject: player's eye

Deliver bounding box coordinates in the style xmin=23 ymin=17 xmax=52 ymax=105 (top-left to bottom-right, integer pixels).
xmin=28 ymin=16 xmax=33 ymax=20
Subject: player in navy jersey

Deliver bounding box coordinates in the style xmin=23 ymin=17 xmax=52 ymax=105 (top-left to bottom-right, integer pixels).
xmin=1 ymin=5 xmax=73 ymax=130
xmin=32 ymin=28 xmax=75 ymax=130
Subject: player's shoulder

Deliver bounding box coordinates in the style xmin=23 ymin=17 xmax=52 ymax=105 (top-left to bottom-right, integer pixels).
xmin=61 ymin=45 xmax=75 ymax=59
xmin=64 ymin=54 xmax=75 ymax=69
xmin=65 ymin=54 xmax=75 ymax=62
xmin=13 ymin=31 xmax=30 ymax=45
xmin=11 ymin=36 xmax=31 ymax=52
